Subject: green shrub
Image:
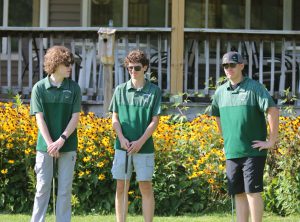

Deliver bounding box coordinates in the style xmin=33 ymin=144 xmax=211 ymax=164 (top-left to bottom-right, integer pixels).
xmin=0 ymin=102 xmax=299 ymax=215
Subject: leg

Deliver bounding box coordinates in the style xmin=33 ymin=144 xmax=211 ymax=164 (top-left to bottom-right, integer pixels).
xmin=56 ymin=151 xmax=76 ymax=222
xmin=247 ymin=192 xmax=263 ymax=222
xmin=235 ymin=193 xmax=250 ymax=222
xmin=226 ymin=158 xmax=246 ymax=222
xmin=139 ymin=181 xmax=154 ymax=222
xmin=115 ymin=180 xmax=130 ymax=222
xmin=31 ymin=152 xmax=53 ymax=222
xmin=243 ymin=157 xmax=266 ymax=222
xmin=134 ymin=153 xmax=155 ymax=222
xmin=111 ymin=150 xmax=133 ymax=222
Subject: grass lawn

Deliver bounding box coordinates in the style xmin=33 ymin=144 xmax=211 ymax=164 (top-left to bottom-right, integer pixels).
xmin=0 ymin=213 xmax=299 ymax=222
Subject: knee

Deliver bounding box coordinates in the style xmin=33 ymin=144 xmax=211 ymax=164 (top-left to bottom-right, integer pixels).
xmin=116 ymin=181 xmax=127 ymax=195
xmin=139 ymin=182 xmax=153 ymax=196
xmin=247 ymin=192 xmax=262 ymax=199
xmin=235 ymin=192 xmax=247 ymax=201
xmin=36 ymin=181 xmax=51 ymax=196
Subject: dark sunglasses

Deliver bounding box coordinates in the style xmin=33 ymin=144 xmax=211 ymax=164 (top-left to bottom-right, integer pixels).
xmin=222 ymin=63 xmax=238 ymax=69
xmin=63 ymin=61 xmax=74 ymax=67
xmin=127 ymin=65 xmax=142 ymax=71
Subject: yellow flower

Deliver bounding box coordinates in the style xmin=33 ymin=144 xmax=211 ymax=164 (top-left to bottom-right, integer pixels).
xmin=208 ymin=178 xmax=215 ymax=184
xmin=24 ymin=148 xmax=31 ymax=155
xmin=78 ymin=171 xmax=85 ymax=177
xmin=278 ymin=148 xmax=286 ymax=155
xmin=6 ymin=143 xmax=13 ymax=149
xmin=85 ymin=170 xmax=91 ymax=175
xmin=98 ymin=174 xmax=105 ymax=180
xmin=83 ymin=156 xmax=91 ymax=162
xmin=92 ymin=151 xmax=99 ymax=156
xmin=218 ymin=165 xmax=225 ymax=171
xmin=97 ymin=162 xmax=104 ymax=168
xmin=8 ymin=160 xmax=15 ymax=164
xmin=28 ymin=140 xmax=35 ymax=146
xmin=1 ymin=169 xmax=8 ymax=174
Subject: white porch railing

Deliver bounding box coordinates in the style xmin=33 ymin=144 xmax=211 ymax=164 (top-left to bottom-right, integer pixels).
xmin=184 ymin=29 xmax=300 ymax=101
xmin=0 ymin=27 xmax=299 ymax=104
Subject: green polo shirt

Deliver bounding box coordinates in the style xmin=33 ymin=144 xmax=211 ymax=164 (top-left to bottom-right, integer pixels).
xmin=211 ymin=77 xmax=276 ymax=159
xmin=109 ymin=79 xmax=161 ymax=154
xmin=30 ymin=76 xmax=81 ymax=152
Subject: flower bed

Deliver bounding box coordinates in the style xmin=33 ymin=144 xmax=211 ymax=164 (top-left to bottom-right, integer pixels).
xmin=0 ymin=102 xmax=299 ymax=215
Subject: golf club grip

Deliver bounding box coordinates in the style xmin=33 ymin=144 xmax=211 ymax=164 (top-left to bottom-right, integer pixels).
xmin=125 ymin=152 xmax=128 ymax=174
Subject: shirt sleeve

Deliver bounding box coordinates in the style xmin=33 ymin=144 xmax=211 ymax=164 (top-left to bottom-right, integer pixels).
xmin=109 ymin=86 xmax=119 ymax=113
xmin=211 ymin=93 xmax=220 ymax=117
xmin=256 ymin=84 xmax=276 ymax=112
xmin=72 ymin=84 xmax=82 ymax=113
xmin=151 ymin=87 xmax=162 ymax=117
xmin=30 ymin=84 xmax=43 ymax=116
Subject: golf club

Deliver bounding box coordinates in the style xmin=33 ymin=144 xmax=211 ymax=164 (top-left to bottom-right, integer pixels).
xmin=231 ymin=195 xmax=234 ymax=222
xmin=123 ymin=151 xmax=129 ymax=222
xmin=52 ymin=157 xmax=57 ymax=221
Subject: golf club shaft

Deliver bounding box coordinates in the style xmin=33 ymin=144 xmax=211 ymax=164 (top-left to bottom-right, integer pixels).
xmin=53 ymin=158 xmax=56 ymax=219
xmin=123 ymin=152 xmax=128 ymax=222
xmin=231 ymin=195 xmax=234 ymax=222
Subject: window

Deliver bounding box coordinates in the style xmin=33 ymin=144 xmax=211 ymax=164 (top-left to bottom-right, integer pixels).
xmin=185 ymin=0 xmax=245 ymax=29
xmin=0 ymin=0 xmax=3 ymax=25
xmin=251 ymin=0 xmax=283 ymax=30
xmin=128 ymin=0 xmax=166 ymax=27
xmin=292 ymin=0 xmax=300 ymax=30
xmin=185 ymin=0 xmax=205 ymax=28
xmin=8 ymin=0 xmax=33 ymax=27
xmin=91 ymin=0 xmax=123 ymax=27
xmin=216 ymin=0 xmax=245 ymax=29
xmin=90 ymin=0 xmax=170 ymax=27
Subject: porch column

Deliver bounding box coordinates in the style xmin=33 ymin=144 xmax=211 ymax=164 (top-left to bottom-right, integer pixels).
xmin=170 ymin=0 xmax=185 ymax=95
xmin=39 ymin=0 xmax=49 ymax=27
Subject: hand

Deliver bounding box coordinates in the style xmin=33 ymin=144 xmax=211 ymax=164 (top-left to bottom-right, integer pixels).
xmin=49 ymin=150 xmax=60 ymax=158
xmin=47 ymin=137 xmax=65 ymax=155
xmin=252 ymin=140 xmax=276 ymax=151
xmin=127 ymin=140 xmax=143 ymax=155
xmin=119 ymin=137 xmax=130 ymax=151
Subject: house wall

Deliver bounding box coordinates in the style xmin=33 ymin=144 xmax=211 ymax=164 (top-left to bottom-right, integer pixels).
xmin=49 ymin=0 xmax=81 ymax=27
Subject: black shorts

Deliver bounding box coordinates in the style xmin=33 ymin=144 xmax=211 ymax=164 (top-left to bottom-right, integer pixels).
xmin=226 ymin=156 xmax=267 ymax=195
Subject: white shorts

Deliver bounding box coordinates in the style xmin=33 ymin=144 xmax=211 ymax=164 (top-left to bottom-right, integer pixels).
xmin=111 ymin=149 xmax=154 ymax=181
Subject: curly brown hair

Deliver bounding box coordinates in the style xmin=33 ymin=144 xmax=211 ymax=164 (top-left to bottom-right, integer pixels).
xmin=124 ymin=49 xmax=149 ymax=68
xmin=44 ymin=45 xmax=74 ymax=75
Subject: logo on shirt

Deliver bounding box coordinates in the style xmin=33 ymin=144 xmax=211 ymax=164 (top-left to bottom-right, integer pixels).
xmin=63 ymin=90 xmax=72 ymax=99
xmin=143 ymin=93 xmax=151 ymax=103
xmin=239 ymin=92 xmax=247 ymax=101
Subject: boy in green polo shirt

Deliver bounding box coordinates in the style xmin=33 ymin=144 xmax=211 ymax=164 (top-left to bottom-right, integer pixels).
xmin=211 ymin=51 xmax=279 ymax=222
xmin=30 ymin=46 xmax=81 ymax=222
xmin=109 ymin=50 xmax=161 ymax=222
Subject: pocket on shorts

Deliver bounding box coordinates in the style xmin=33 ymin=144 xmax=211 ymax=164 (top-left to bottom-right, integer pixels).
xmin=111 ymin=151 xmax=121 ymax=173
xmin=146 ymin=156 xmax=154 ymax=167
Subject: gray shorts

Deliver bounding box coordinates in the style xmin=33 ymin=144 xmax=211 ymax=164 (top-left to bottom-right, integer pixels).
xmin=111 ymin=149 xmax=154 ymax=181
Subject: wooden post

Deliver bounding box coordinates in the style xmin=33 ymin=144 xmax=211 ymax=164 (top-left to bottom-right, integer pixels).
xmin=98 ymin=28 xmax=116 ymax=116
xmin=171 ymin=0 xmax=185 ymax=97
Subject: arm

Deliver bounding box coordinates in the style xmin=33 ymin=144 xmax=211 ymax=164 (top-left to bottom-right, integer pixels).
xmin=127 ymin=116 xmax=159 ymax=154
xmin=112 ymin=112 xmax=130 ymax=150
xmin=36 ymin=112 xmax=53 ymax=146
xmin=252 ymin=107 xmax=279 ymax=150
xmin=215 ymin=117 xmax=222 ymax=135
xmin=47 ymin=112 xmax=80 ymax=155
